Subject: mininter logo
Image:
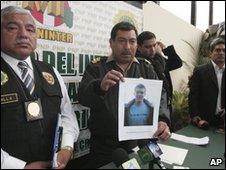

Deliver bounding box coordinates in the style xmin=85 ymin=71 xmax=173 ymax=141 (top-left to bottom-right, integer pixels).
xmin=113 ymin=10 xmax=138 ymax=31
xmin=22 ymin=1 xmax=73 ymax=28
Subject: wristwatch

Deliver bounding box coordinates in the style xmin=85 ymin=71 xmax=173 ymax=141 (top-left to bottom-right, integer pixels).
xmin=61 ymin=146 xmax=73 ymax=154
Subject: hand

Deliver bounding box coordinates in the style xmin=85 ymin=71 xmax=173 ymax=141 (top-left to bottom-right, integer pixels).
xmin=191 ymin=116 xmax=201 ymax=125
xmin=154 ymin=121 xmax=171 ymax=141
xmin=198 ymin=120 xmax=209 ymax=129
xmin=54 ymin=149 xmax=73 ymax=169
xmin=24 ymin=161 xmax=51 ymax=169
xmin=100 ymin=69 xmax=124 ymax=91
xmin=155 ymin=41 xmax=166 ymax=56
xmin=192 ymin=116 xmax=209 ymax=129
xmin=156 ymin=41 xmax=166 ymax=50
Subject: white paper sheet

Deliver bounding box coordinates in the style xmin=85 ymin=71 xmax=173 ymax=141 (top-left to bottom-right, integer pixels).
xmin=118 ymin=78 xmax=163 ymax=141
xmin=159 ymin=144 xmax=188 ymax=165
xmin=170 ymin=133 xmax=209 ymax=145
xmin=173 ymin=165 xmax=190 ymax=169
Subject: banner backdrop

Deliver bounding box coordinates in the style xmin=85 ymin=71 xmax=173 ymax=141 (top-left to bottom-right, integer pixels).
xmin=1 ymin=1 xmax=142 ymax=158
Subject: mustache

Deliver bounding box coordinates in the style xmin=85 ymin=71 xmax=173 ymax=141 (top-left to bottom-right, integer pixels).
xmin=121 ymin=51 xmax=132 ymax=55
xmin=15 ymin=39 xmax=31 ymax=45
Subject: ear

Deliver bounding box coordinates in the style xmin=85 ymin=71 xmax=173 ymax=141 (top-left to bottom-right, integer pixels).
xmin=137 ymin=45 xmax=142 ymax=52
xmin=109 ymin=38 xmax=113 ymax=48
xmin=209 ymin=51 xmax=213 ymax=58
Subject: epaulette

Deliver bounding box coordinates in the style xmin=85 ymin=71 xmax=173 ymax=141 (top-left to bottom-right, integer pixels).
xmin=91 ymin=57 xmax=101 ymax=64
xmin=144 ymin=59 xmax=151 ymax=64
xmin=91 ymin=56 xmax=108 ymax=64
xmin=137 ymin=57 xmax=151 ymax=64
xmin=1 ymin=71 xmax=9 ymax=86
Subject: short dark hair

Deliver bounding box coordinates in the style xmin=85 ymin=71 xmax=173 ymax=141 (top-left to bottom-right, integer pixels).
xmin=110 ymin=21 xmax=138 ymax=40
xmin=209 ymin=38 xmax=225 ymax=52
xmin=135 ymin=84 xmax=146 ymax=91
xmin=137 ymin=31 xmax=156 ymax=46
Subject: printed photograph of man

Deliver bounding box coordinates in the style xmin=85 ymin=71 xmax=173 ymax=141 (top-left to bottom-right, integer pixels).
xmin=124 ymin=84 xmax=154 ymax=126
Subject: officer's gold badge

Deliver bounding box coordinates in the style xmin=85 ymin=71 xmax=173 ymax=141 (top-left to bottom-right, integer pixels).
xmin=42 ymin=72 xmax=55 ymax=85
xmin=1 ymin=71 xmax=8 ymax=86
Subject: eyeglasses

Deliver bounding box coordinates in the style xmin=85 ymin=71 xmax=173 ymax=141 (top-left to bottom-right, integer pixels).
xmin=214 ymin=48 xmax=225 ymax=53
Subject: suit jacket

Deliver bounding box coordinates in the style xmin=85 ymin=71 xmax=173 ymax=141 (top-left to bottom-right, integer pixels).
xmin=188 ymin=62 xmax=225 ymax=126
xmin=162 ymin=45 xmax=183 ymax=100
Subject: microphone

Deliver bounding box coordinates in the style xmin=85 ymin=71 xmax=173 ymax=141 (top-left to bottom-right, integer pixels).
xmin=137 ymin=139 xmax=166 ymax=169
xmin=112 ymin=148 xmax=141 ymax=169
xmin=137 ymin=140 xmax=154 ymax=169
xmin=137 ymin=145 xmax=153 ymax=164
xmin=154 ymin=158 xmax=166 ymax=169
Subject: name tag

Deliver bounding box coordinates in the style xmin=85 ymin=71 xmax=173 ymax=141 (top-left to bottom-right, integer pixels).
xmin=1 ymin=93 xmax=18 ymax=104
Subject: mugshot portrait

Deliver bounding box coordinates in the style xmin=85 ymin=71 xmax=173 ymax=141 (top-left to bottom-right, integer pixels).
xmin=124 ymin=84 xmax=154 ymax=126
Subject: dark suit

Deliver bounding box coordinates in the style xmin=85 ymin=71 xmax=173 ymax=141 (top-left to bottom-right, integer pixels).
xmin=162 ymin=45 xmax=183 ymax=99
xmin=188 ymin=62 xmax=225 ymax=126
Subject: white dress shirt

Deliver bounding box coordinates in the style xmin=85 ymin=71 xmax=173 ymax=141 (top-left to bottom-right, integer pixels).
xmin=1 ymin=52 xmax=79 ymax=169
xmin=211 ymin=60 xmax=225 ymax=114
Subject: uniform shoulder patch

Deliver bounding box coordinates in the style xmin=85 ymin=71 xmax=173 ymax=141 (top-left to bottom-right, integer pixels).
xmin=144 ymin=59 xmax=151 ymax=64
xmin=138 ymin=57 xmax=151 ymax=64
xmin=42 ymin=72 xmax=55 ymax=85
xmin=1 ymin=71 xmax=9 ymax=86
xmin=91 ymin=57 xmax=101 ymax=64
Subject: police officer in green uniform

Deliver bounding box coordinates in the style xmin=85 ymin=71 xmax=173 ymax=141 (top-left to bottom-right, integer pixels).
xmin=78 ymin=21 xmax=171 ymax=168
xmin=1 ymin=6 xmax=79 ymax=169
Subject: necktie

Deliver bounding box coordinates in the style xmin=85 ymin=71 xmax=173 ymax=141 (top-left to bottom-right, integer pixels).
xmin=18 ymin=61 xmax=35 ymax=94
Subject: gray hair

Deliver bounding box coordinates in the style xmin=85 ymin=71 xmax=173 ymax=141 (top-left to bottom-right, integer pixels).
xmin=1 ymin=6 xmax=32 ymax=25
xmin=209 ymin=37 xmax=225 ymax=52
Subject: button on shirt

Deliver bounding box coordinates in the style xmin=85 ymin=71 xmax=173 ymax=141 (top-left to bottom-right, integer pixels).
xmin=1 ymin=52 xmax=79 ymax=169
xmin=211 ymin=60 xmax=225 ymax=114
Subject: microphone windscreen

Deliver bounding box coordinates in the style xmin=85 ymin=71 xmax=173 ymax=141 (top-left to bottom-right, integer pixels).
xmin=137 ymin=146 xmax=153 ymax=164
xmin=137 ymin=139 xmax=150 ymax=148
xmin=112 ymin=148 xmax=129 ymax=167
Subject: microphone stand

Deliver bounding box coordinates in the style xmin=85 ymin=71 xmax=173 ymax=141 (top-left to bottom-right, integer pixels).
xmin=149 ymin=160 xmax=154 ymax=169
xmin=153 ymin=157 xmax=166 ymax=169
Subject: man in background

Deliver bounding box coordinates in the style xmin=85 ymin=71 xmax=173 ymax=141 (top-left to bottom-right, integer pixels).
xmin=188 ymin=38 xmax=225 ymax=131
xmin=137 ymin=31 xmax=183 ymax=131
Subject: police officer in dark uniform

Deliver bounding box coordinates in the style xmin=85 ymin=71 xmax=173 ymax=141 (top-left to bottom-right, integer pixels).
xmin=78 ymin=21 xmax=171 ymax=168
xmin=1 ymin=6 xmax=79 ymax=169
